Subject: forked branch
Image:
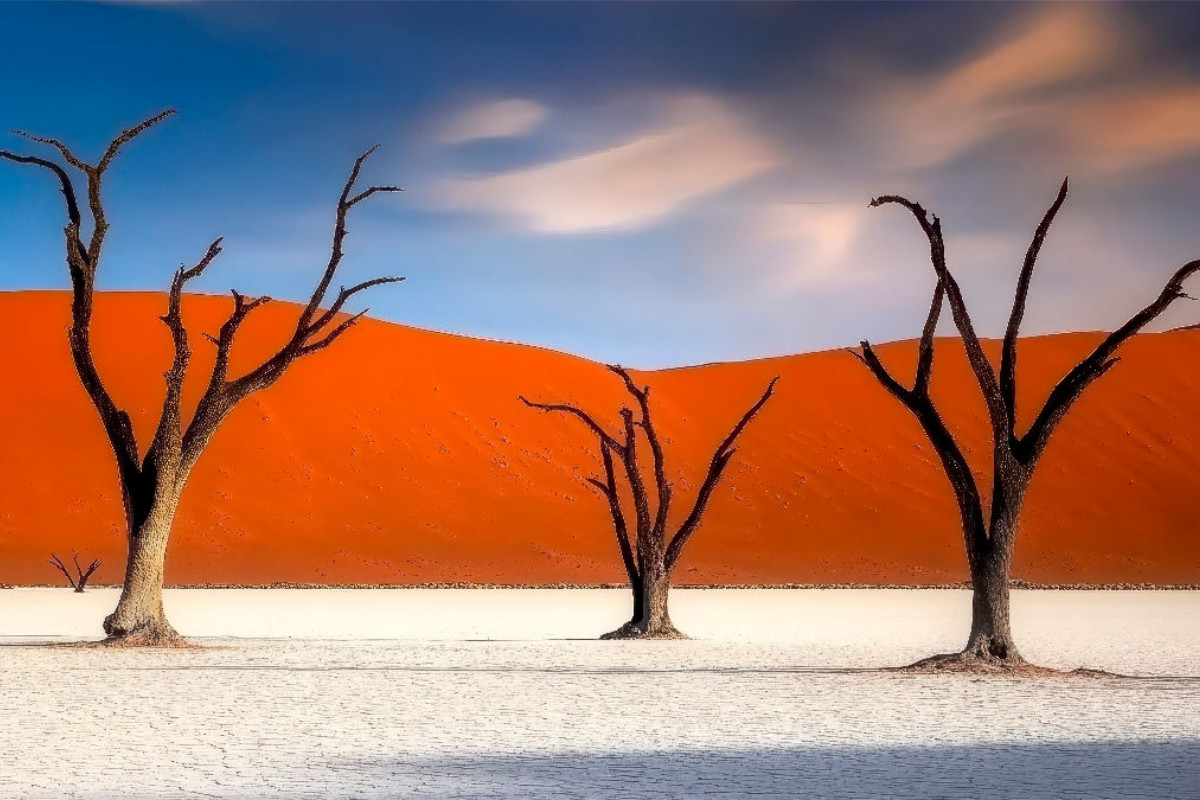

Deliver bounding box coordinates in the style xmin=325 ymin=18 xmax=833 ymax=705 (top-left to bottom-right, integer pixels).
xmin=1018 ymin=257 xmax=1200 ymax=463
xmin=99 ymin=109 xmax=178 ymax=173
xmin=524 ymin=371 xmax=778 ymax=600
xmin=11 ymin=129 xmax=91 ymax=173
xmin=608 ymin=364 xmax=672 ymax=538
xmin=855 ymin=179 xmax=1198 ymax=561
xmin=870 ymin=194 xmax=1007 ymax=438
xmin=663 ymin=376 xmax=778 ymax=572
xmin=851 ymin=278 xmax=987 ymax=557
xmin=999 ymin=177 xmax=1069 ymax=430
xmin=523 ymin=395 xmax=640 ymax=581
xmin=852 ymin=279 xmax=945 ymax=409
xmin=4 ymin=112 xmax=405 ymax=486
xmin=2 ymin=110 xmax=179 ymax=496
xmin=180 ymin=147 xmax=404 ymax=463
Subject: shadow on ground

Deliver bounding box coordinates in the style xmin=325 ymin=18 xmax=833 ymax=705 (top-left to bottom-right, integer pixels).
xmin=343 ymin=739 xmax=1200 ymax=798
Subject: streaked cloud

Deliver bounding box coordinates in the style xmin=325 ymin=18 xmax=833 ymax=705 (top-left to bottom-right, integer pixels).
xmin=431 ymin=94 xmax=781 ymax=234
xmin=1067 ymin=86 xmax=1200 ymax=172
xmin=878 ymin=5 xmax=1120 ymax=169
xmin=439 ymin=98 xmax=549 ymax=145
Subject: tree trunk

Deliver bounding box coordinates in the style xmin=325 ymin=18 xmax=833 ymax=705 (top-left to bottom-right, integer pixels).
xmin=602 ymin=568 xmax=685 ymax=639
xmin=959 ymin=474 xmax=1026 ymax=665
xmin=905 ymin=494 xmax=1027 ymax=672
xmin=963 ymin=539 xmax=1020 ymax=663
xmin=629 ymin=574 xmax=644 ymax=627
xmin=102 ymin=491 xmax=184 ymax=645
xmin=638 ymin=570 xmax=680 ymax=637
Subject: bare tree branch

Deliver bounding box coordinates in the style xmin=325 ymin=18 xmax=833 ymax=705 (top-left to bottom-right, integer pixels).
xmin=854 ymin=338 xmax=990 ymax=562
xmin=664 ymin=376 xmax=778 ymax=572
xmin=598 ymin=441 xmax=638 ymax=586
xmin=347 ymin=185 xmax=404 ymax=208
xmin=852 ymin=276 xmax=989 ymax=557
xmin=299 ymin=308 xmax=370 ymax=356
xmin=608 ymin=364 xmax=672 ymax=538
xmin=47 ymin=551 xmax=102 ymax=592
xmin=713 ymin=376 xmax=779 ymax=463
xmin=10 ymin=130 xmax=91 ymax=173
xmin=0 ymin=150 xmax=84 ymax=256
xmin=306 ymin=276 xmax=405 ymax=335
xmin=73 ymin=551 xmax=102 ymax=589
xmin=870 ymin=194 xmax=1008 ymax=439
xmin=1000 ymin=177 xmax=1069 ymax=432
xmin=1019 ymin=259 xmax=1200 ymax=464
xmin=98 ymin=109 xmax=177 ymax=173
xmin=518 ymin=396 xmax=625 ymax=452
xmin=47 ymin=553 xmax=79 ymax=591
xmin=147 ymin=238 xmax=225 ymax=466
xmin=853 ymin=280 xmax=945 ymax=409
xmin=180 ymin=149 xmax=402 ymax=462
xmin=854 ymin=342 xmax=916 ymax=406
xmin=617 ymin=407 xmax=654 ymax=574
xmin=297 ymin=146 xmax=400 ymax=331
xmin=915 ymin=279 xmax=945 ymax=397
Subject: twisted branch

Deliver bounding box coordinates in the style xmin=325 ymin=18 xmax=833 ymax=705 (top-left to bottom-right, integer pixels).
xmin=870 ymin=194 xmax=1008 ymax=440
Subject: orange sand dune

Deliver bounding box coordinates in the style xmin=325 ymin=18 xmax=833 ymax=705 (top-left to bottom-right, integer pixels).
xmin=1 ymin=291 xmax=1198 ymax=587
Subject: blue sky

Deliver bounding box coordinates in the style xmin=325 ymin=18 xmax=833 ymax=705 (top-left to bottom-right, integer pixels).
xmin=2 ymin=2 xmax=1200 ymax=367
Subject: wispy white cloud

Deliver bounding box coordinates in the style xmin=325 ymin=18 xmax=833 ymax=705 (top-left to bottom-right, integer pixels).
xmin=751 ymin=203 xmax=866 ymax=286
xmin=431 ymin=94 xmax=781 ymax=234
xmin=438 ymin=98 xmax=549 ymax=145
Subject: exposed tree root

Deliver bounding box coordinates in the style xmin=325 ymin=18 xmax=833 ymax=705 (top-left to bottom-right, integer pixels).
xmin=97 ymin=632 xmax=195 ymax=649
xmin=41 ymin=636 xmax=202 ymax=651
xmin=600 ymin=620 xmax=688 ymax=640
xmin=895 ymin=651 xmax=1118 ymax=678
xmin=101 ymin=614 xmax=189 ymax=648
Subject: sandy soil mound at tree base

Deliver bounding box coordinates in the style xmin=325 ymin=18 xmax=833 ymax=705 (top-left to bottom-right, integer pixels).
xmin=1 ymin=291 xmax=1198 ymax=587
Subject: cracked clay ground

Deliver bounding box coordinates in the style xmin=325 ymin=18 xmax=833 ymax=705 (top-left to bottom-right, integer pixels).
xmin=1 ymin=588 xmax=1198 ymax=798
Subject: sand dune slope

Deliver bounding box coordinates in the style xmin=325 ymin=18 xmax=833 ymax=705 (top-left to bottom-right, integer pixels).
xmin=1 ymin=291 xmax=1198 ymax=586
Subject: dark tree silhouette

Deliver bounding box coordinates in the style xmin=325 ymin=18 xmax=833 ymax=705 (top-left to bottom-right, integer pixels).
xmin=2 ymin=111 xmax=403 ymax=645
xmin=521 ymin=366 xmax=777 ymax=639
xmin=48 ymin=552 xmax=102 ymax=593
xmin=853 ymin=178 xmax=1200 ymax=672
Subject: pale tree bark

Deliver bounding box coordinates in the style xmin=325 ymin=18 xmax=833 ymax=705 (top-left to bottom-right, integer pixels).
xmin=521 ymin=367 xmax=777 ymax=639
xmin=853 ymin=178 xmax=1200 ymax=671
xmin=2 ymin=112 xmax=404 ymax=645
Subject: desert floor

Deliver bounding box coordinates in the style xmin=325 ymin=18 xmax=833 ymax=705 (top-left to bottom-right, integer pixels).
xmin=1 ymin=588 xmax=1198 ymax=798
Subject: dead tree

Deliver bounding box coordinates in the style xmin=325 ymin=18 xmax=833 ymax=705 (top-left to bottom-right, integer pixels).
xmin=48 ymin=552 xmax=102 ymax=593
xmin=853 ymin=178 xmax=1199 ymax=672
xmin=1 ymin=111 xmax=403 ymax=644
xmin=521 ymin=366 xmax=777 ymax=639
